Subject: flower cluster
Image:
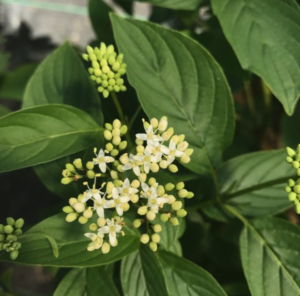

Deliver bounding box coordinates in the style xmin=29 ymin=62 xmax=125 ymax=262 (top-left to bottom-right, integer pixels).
xmin=285 ymin=146 xmax=300 ymax=213
xmin=0 ymin=218 xmax=24 ymax=260
xmin=82 ymin=43 xmax=127 ymax=98
xmin=62 ymin=117 xmax=194 ymax=253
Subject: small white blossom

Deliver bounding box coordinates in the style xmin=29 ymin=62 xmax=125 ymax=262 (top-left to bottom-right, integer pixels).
xmin=111 ymin=187 xmax=130 ymax=216
xmin=134 ymin=147 xmax=160 ymax=174
xmin=136 ymin=125 xmax=163 ymax=146
xmin=141 ymin=183 xmax=168 ymax=213
xmin=161 ymin=140 xmax=184 ymax=164
xmin=93 ymin=197 xmax=115 ymax=218
xmin=84 ymin=232 xmax=104 ymax=251
xmin=122 ymin=154 xmax=141 ymax=176
xmin=98 ymin=218 xmax=123 ymax=247
xmin=93 ymin=149 xmax=114 ymax=173
xmin=81 ymin=188 xmax=103 ymax=203
xmin=117 ymin=178 xmax=138 ymax=198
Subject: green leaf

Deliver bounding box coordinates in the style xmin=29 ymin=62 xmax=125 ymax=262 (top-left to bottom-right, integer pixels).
xmin=0 ymin=64 xmax=37 ymax=100
xmin=21 ymin=43 xmax=103 ymax=197
xmin=54 ymin=268 xmax=86 ymax=296
xmin=87 ymin=267 xmax=120 ymax=296
xmin=129 ymin=0 xmax=202 ymax=10
xmin=212 ymin=0 xmax=300 ymax=115
xmin=0 ymin=213 xmax=140 ymax=267
xmin=0 ymin=104 xmax=102 ymax=173
xmin=111 ymin=15 xmax=235 ymax=175
xmin=23 ymin=42 xmax=102 ymax=125
xmin=0 ymin=53 xmax=10 ymax=76
xmin=121 ymin=246 xmax=169 ymax=296
xmin=218 ymin=149 xmax=292 ymax=217
xmin=121 ymin=247 xmax=227 ymax=296
xmin=159 ymin=250 xmax=228 ymax=296
xmin=0 ymin=105 xmax=10 ymax=118
xmin=240 ymin=217 xmax=300 ymax=296
xmin=54 ymin=267 xmax=119 ymax=296
xmin=88 ymin=0 xmax=114 ymax=44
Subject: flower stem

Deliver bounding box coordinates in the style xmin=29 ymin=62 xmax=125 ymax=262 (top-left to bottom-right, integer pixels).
xmin=128 ymin=105 xmax=142 ymax=132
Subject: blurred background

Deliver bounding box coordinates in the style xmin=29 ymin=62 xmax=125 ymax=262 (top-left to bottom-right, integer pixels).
xmin=0 ymin=0 xmax=299 ymax=295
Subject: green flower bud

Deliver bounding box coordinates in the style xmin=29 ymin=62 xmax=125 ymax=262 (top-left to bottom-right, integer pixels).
xmin=0 ymin=234 xmax=5 ymax=242
xmin=66 ymin=163 xmax=76 ymax=172
xmin=4 ymin=225 xmax=13 ymax=234
xmin=153 ymin=224 xmax=162 ymax=233
xmin=157 ymin=185 xmax=165 ymax=196
xmin=165 ymin=183 xmax=175 ymax=191
xmin=97 ymin=217 xmax=106 ymax=227
xmin=101 ymin=74 xmax=108 ymax=80
xmin=66 ymin=213 xmax=78 ymax=223
xmin=294 ymin=185 xmax=300 ymax=194
xmin=113 ymin=119 xmax=121 ymax=129
xmin=83 ymin=207 xmax=93 ymax=219
xmin=103 ymin=90 xmax=109 ymax=98
xmin=287 ymin=147 xmax=296 ymax=157
xmin=114 ymin=85 xmax=120 ymax=92
xmin=149 ymin=242 xmax=158 ymax=252
xmin=105 ymin=123 xmax=113 ymax=130
xmin=88 ymin=68 xmax=94 ymax=75
xmin=289 ymin=192 xmax=297 ymax=201
xmin=90 ymin=75 xmax=96 ymax=81
xmin=108 ymin=71 xmax=115 ymax=78
xmin=285 ymin=186 xmax=292 ymax=193
xmin=119 ymin=68 xmax=126 ymax=75
xmin=176 ymin=182 xmax=185 ymax=190
xmin=110 ymin=170 xmax=118 ymax=179
xmin=288 ymin=179 xmax=295 ymax=187
xmin=113 ymin=136 xmax=121 ymax=146
xmin=87 ymin=170 xmax=95 ymax=179
xmin=87 ymin=45 xmax=93 ymax=54
xmin=168 ymin=195 xmax=176 ymax=204
xmin=293 ymin=161 xmax=300 ymax=169
xmin=160 ymin=213 xmax=169 ymax=222
xmin=89 ymin=223 xmax=98 ymax=231
xmin=78 ymin=216 xmax=88 ymax=224
xmin=15 ymin=218 xmax=24 ymax=228
xmin=10 ymin=250 xmax=19 ymax=261
xmin=63 ymin=206 xmax=74 ymax=214
xmin=177 ymin=209 xmax=187 ymax=217
xmin=98 ymin=86 xmax=104 ymax=93
xmin=109 ymin=56 xmax=115 ymax=65
xmin=186 ymin=192 xmax=194 ymax=199
xmin=6 ymin=234 xmax=17 ymax=242
xmin=111 ymin=149 xmax=119 ymax=157
xmin=94 ymin=68 xmax=102 ymax=76
xmin=151 ymin=234 xmax=161 ymax=243
xmin=170 ymin=217 xmax=179 ymax=226
xmin=61 ymin=177 xmax=73 ymax=185
xmin=6 ymin=217 xmax=15 ymax=226
xmin=116 ymin=78 xmax=124 ymax=85
xmin=102 ymin=242 xmax=111 ymax=254
xmin=119 ymin=141 xmax=127 ymax=150
xmin=86 ymin=161 xmax=94 ymax=170
xmin=14 ymin=229 xmax=23 ymax=236
xmin=120 ymin=86 xmax=127 ymax=92
xmin=133 ymin=219 xmax=141 ymax=228
xmin=82 ymin=53 xmax=89 ymax=61
xmin=109 ymin=78 xmax=116 ymax=86
xmin=178 ymin=189 xmax=188 ymax=198
xmin=140 ymin=234 xmax=150 ymax=244
xmin=73 ymin=159 xmax=83 ymax=170
xmin=138 ymin=206 xmax=148 ymax=216
xmin=112 ymin=62 xmax=120 ymax=71
xmin=172 ymin=201 xmax=183 ymax=211
xmin=15 ymin=218 xmax=24 ymax=229
xmin=120 ymin=125 xmax=128 ymax=135
xmin=286 ymin=156 xmax=294 ymax=163
xmin=150 ymin=163 xmax=159 ymax=173
xmin=104 ymin=130 xmax=112 ymax=141
xmin=147 ymin=211 xmax=156 ymax=221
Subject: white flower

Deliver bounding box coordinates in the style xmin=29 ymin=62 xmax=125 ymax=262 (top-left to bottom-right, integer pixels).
xmin=84 ymin=232 xmax=104 ymax=251
xmin=122 ymin=154 xmax=141 ymax=176
xmin=133 ymin=147 xmax=160 ymax=173
xmin=111 ymin=187 xmax=130 ymax=216
xmin=117 ymin=178 xmax=138 ymax=198
xmin=161 ymin=140 xmax=184 ymax=164
xmin=81 ymin=188 xmax=103 ymax=203
xmin=93 ymin=197 xmax=115 ymax=218
xmin=136 ymin=125 xmax=163 ymax=146
xmin=141 ymin=183 xmax=168 ymax=213
xmin=98 ymin=218 xmax=123 ymax=247
xmin=147 ymin=194 xmax=168 ymax=213
xmin=93 ymin=149 xmax=114 ymax=173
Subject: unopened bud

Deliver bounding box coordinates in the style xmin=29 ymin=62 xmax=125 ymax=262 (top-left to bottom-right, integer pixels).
xmin=133 ymin=219 xmax=141 ymax=228
xmin=61 ymin=177 xmax=73 ymax=185
xmin=89 ymin=223 xmax=98 ymax=231
xmin=147 ymin=211 xmax=156 ymax=221
xmin=119 ymin=141 xmax=127 ymax=150
xmin=63 ymin=206 xmax=74 ymax=214
xmin=15 ymin=218 xmax=24 ymax=229
xmin=10 ymin=250 xmax=19 ymax=261
xmin=161 ymin=213 xmax=169 ymax=222
xmin=104 ymin=130 xmax=112 ymax=140
xmin=177 ymin=209 xmax=187 ymax=217
xmin=178 ymin=189 xmax=188 ymax=198
xmin=6 ymin=218 xmax=15 ymax=226
xmin=113 ymin=119 xmax=121 ymax=129
xmin=172 ymin=201 xmax=183 ymax=211
xmin=73 ymin=203 xmax=85 ymax=213
xmin=83 ymin=207 xmax=93 ymax=218
xmin=149 ymin=241 xmax=158 ymax=252
xmin=73 ymin=159 xmax=83 ymax=170
xmin=287 ymin=147 xmax=296 ymax=157
xmin=102 ymin=242 xmax=111 ymax=254
xmin=170 ymin=217 xmax=179 ymax=226
xmin=140 ymin=234 xmax=150 ymax=244
xmin=113 ymin=136 xmax=121 ymax=146
xmin=151 ymin=233 xmax=160 ymax=243
xmin=78 ymin=216 xmax=88 ymax=224
xmin=169 ymin=164 xmax=178 ymax=173
xmin=138 ymin=206 xmax=148 ymax=216
xmin=165 ymin=183 xmax=175 ymax=191
xmin=153 ymin=224 xmax=162 ymax=233
xmin=97 ymin=217 xmax=106 ymax=227
xmin=120 ymin=125 xmax=128 ymax=135
xmin=4 ymin=225 xmax=13 ymax=234
xmin=66 ymin=213 xmax=78 ymax=222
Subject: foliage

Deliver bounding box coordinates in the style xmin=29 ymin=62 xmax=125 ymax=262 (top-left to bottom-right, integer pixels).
xmin=0 ymin=0 xmax=300 ymax=295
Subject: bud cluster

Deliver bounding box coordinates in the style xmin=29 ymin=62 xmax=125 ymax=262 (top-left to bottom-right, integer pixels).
xmin=61 ymin=117 xmax=194 ymax=253
xmin=82 ymin=43 xmax=127 ymax=98
xmin=0 ymin=218 xmax=24 ymax=260
xmin=285 ymin=146 xmax=300 ymax=212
